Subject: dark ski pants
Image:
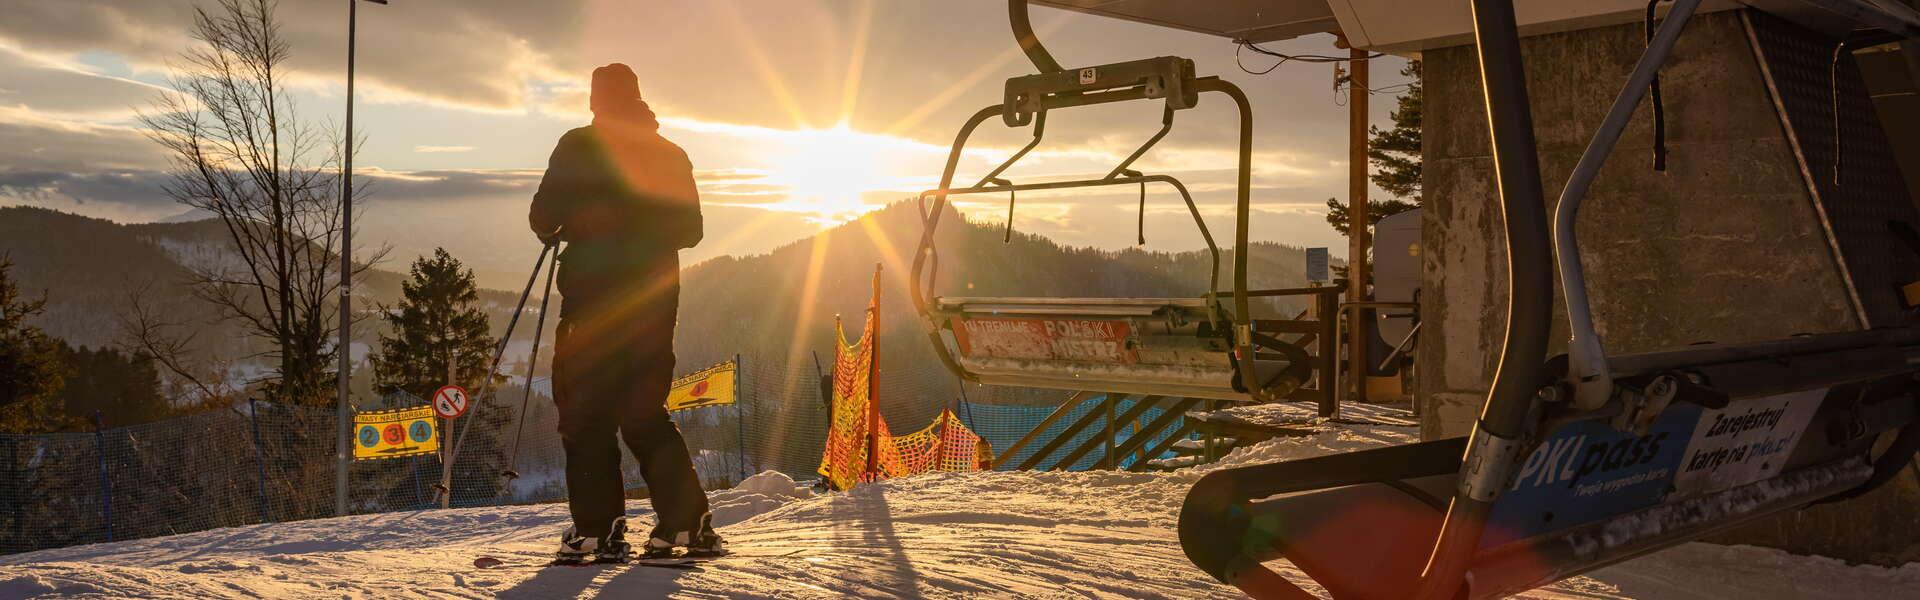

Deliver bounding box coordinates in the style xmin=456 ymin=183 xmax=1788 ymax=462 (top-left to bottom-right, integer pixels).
xmin=552 ymin=256 xmax=708 ymax=540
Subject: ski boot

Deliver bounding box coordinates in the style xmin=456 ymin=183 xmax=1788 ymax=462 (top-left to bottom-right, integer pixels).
xmin=553 ymin=517 xmax=633 ymax=565
xmin=553 ymin=525 xmax=599 ymax=565
xmin=637 ymin=535 xmax=678 ymax=559
xmin=596 ymin=517 xmax=634 ymax=563
xmin=639 ymin=512 xmax=727 ymax=558
xmin=684 ymin=512 xmax=727 ymax=558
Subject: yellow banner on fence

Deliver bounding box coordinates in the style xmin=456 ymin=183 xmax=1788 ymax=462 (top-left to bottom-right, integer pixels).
xmin=352 ymin=405 xmax=439 ymax=460
xmin=666 ymin=360 xmax=737 ymax=412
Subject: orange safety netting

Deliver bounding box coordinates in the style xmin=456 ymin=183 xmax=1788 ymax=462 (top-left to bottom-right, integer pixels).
xmin=884 ymin=409 xmax=992 ymax=476
xmin=817 ymin=267 xmax=991 ymax=490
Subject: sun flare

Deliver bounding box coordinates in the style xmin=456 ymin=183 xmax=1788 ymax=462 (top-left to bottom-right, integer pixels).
xmin=760 ymin=124 xmax=922 ymax=225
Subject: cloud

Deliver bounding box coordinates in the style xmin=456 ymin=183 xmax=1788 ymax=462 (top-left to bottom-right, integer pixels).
xmin=0 ymin=169 xmax=179 ymax=222
xmin=0 ymin=0 xmax=1400 ymax=275
xmin=0 ymin=105 xmax=166 ymax=172
xmin=0 ymin=45 xmax=166 ymax=120
xmin=356 ymin=168 xmax=541 ymax=202
xmin=0 ymin=0 xmax=586 ymax=114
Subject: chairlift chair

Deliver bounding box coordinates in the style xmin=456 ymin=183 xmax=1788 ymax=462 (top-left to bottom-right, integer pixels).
xmin=1174 ymin=0 xmax=1920 ymax=598
xmin=911 ymin=3 xmax=1322 ymax=405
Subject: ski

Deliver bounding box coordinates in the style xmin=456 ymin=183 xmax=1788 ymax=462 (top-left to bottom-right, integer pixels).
xmin=473 ymin=549 xmax=798 ymax=571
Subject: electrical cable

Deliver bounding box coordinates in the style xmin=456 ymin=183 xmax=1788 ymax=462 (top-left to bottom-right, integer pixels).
xmin=1646 ymin=0 xmax=1670 ymax=172
xmin=1832 ymin=39 xmax=1850 ymax=187
xmin=1237 ymin=39 xmax=1381 ymax=63
xmin=1235 ymin=41 xmax=1410 ymax=99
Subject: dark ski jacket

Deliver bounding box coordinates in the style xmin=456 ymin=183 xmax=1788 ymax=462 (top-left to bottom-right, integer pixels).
xmin=529 ymin=119 xmax=703 ymax=272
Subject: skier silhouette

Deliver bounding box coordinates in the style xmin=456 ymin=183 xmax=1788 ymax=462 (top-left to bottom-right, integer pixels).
xmin=529 ymin=63 xmax=721 ymax=563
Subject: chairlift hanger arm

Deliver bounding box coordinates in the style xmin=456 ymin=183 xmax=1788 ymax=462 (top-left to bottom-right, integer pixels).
xmin=976 ymin=112 xmax=1047 ymax=188
xmin=1106 ymin=106 xmax=1176 ymax=181
xmin=1009 ymin=0 xmax=1064 ymax=73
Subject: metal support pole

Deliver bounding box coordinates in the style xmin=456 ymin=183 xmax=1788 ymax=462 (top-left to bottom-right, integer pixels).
xmin=1348 ymin=46 xmax=1372 ymax=405
xmin=5 ymin=439 xmax=23 ymax=550
xmin=1202 ymin=400 xmax=1216 ymax=463
xmin=863 ymin=266 xmax=883 ymax=482
xmin=248 ymin=399 xmax=270 ymax=523
xmin=439 ymin=356 xmax=455 ymax=509
xmin=1404 ymin=1 xmax=1560 ymax=596
xmin=335 ymin=0 xmax=360 ymax=520
xmin=1317 ymin=290 xmax=1340 ymax=418
xmin=92 ymin=411 xmax=112 ymax=542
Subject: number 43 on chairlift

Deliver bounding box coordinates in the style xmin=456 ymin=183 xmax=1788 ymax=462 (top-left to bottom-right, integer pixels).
xmin=433 ymin=385 xmax=470 ymax=420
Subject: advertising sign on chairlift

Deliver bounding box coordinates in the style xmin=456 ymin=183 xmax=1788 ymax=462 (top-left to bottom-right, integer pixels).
xmin=950 ymin=316 xmax=1138 ymax=364
xmin=432 ymin=384 xmax=470 ymax=419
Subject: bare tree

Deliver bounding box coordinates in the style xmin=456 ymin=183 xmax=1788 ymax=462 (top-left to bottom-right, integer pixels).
xmin=139 ymin=0 xmax=384 ymax=406
xmin=114 ymin=278 xmax=238 ymax=405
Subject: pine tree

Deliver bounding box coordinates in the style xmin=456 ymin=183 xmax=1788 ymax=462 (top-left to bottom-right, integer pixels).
xmin=56 ymin=345 xmax=171 ymax=429
xmin=371 ymin=248 xmax=499 ymax=398
xmin=369 ymin=248 xmax=511 ymax=505
xmin=1327 ymin=59 xmax=1423 ymax=237
xmin=0 ymin=256 xmax=73 ymax=433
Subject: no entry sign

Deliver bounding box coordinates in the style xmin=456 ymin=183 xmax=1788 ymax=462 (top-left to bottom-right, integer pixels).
xmin=432 ymin=384 xmax=470 ymax=419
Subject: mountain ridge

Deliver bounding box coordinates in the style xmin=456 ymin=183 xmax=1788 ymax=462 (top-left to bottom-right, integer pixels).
xmin=2 ymin=202 xmax=1328 ymax=409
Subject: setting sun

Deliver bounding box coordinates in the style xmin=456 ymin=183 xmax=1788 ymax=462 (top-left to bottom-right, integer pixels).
xmin=759 ymin=123 xmax=930 ymax=224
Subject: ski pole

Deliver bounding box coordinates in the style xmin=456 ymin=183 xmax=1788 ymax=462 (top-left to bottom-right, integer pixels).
xmin=496 ymin=247 xmax=560 ymax=491
xmin=436 ymin=241 xmax=555 ymax=506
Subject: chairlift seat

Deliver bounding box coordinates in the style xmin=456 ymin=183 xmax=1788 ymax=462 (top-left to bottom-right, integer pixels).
xmin=1247 ymin=476 xmax=1453 ymax=599
xmin=929 ymin=295 xmax=1305 ymax=400
xmin=1181 ymin=330 xmax=1920 ymax=598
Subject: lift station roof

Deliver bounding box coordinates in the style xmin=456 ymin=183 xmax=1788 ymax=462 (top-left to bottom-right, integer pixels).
xmin=1033 ymin=1 xmax=1918 ymax=53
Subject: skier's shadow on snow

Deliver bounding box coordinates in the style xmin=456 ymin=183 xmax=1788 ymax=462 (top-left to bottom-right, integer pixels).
xmin=825 ymin=485 xmax=923 ymax=593
xmin=496 ymin=558 xmax=695 ymax=600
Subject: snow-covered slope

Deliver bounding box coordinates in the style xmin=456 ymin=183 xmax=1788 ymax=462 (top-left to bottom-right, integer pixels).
xmin=3 ymin=415 xmax=1915 ymax=599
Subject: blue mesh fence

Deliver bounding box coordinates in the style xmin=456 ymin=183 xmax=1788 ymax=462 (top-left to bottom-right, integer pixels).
xmin=0 ymin=353 xmax=1198 ymax=555
xmin=960 ymin=396 xmax=1192 ymax=471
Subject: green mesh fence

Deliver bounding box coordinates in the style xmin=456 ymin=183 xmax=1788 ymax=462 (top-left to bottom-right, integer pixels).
xmin=0 ymin=353 xmax=1195 ymax=556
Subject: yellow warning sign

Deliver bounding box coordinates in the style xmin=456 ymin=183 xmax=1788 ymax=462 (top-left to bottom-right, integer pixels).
xmin=665 ymin=360 xmax=736 ymax=412
xmin=352 ymin=405 xmax=439 ymax=460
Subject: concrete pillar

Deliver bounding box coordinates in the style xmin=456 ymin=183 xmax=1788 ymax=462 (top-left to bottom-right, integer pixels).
xmin=1417 ymin=9 xmax=1918 ymax=565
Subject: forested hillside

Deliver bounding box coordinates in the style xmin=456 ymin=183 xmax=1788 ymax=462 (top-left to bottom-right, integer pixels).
xmin=672 ymin=201 xmax=1325 ymax=408
xmin=0 ymin=206 xmax=524 ymax=354
xmin=3 ymin=203 xmax=1326 ymax=413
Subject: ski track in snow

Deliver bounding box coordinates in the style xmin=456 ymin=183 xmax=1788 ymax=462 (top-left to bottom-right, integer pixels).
xmin=3 ymin=405 xmax=1915 ymax=599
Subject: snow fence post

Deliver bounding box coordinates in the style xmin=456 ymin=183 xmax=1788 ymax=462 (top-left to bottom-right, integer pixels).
xmin=735 ymin=353 xmax=748 ymax=484
xmin=248 ymin=399 xmax=269 ymax=523
xmin=91 ymin=411 xmax=111 ymax=543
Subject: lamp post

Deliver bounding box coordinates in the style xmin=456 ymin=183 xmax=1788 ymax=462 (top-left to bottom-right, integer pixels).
xmin=337 ymin=0 xmax=388 ymax=519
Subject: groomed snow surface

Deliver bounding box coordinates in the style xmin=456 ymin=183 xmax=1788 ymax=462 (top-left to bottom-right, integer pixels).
xmin=4 ymin=404 xmax=1916 ymax=599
